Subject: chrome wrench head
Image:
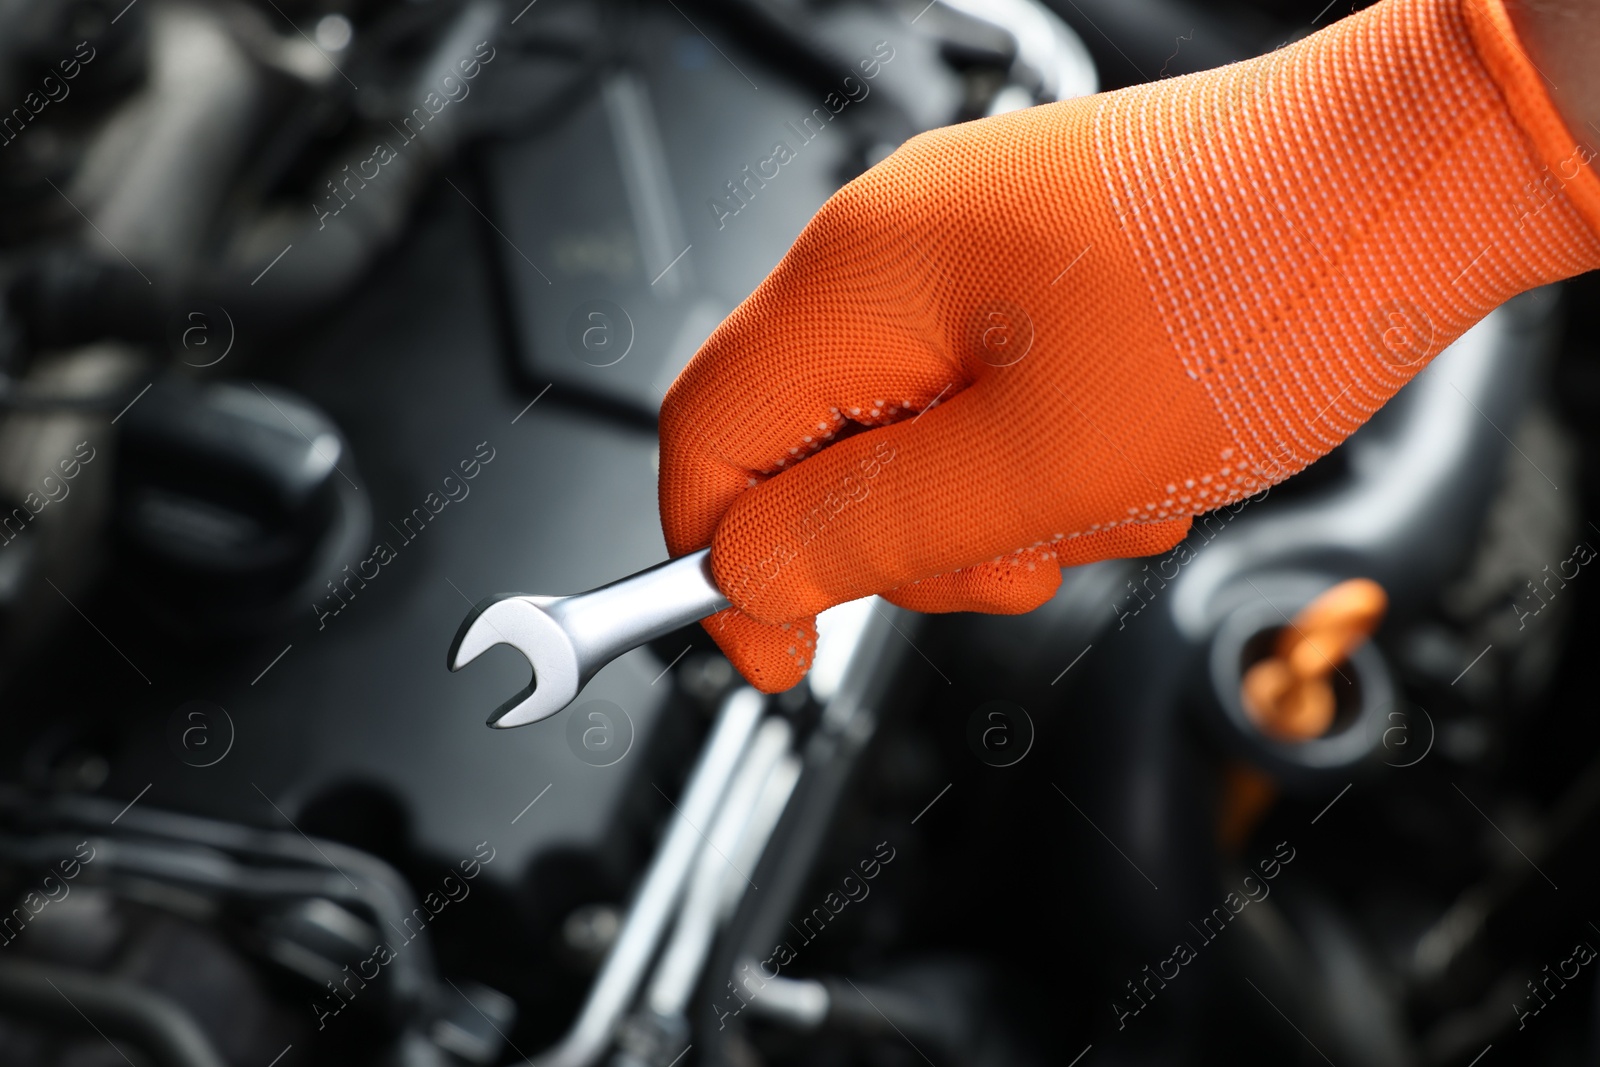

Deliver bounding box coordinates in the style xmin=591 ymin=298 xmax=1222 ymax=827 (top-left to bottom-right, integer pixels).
xmin=449 ymin=550 xmax=732 ymax=730
xmin=448 ymin=594 xmax=581 ymax=729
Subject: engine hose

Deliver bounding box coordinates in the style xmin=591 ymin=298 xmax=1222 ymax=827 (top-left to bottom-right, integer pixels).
xmin=0 ymin=958 xmax=226 ymax=1067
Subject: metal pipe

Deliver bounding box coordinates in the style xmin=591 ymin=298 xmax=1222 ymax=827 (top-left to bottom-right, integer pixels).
xmin=646 ymin=717 xmax=797 ymax=1017
xmin=694 ymin=602 xmax=909 ymax=1063
xmin=935 ymin=0 xmax=1098 ymax=104
xmin=533 ymin=686 xmax=766 ymax=1067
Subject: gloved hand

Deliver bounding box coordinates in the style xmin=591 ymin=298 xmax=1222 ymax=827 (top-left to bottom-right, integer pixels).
xmin=660 ymin=0 xmax=1600 ymax=693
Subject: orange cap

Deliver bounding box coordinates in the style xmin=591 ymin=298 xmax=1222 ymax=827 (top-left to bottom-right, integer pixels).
xmin=1241 ymin=579 xmax=1388 ymax=742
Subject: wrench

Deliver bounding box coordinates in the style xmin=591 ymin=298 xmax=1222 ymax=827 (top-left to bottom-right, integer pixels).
xmin=448 ymin=548 xmax=731 ymax=728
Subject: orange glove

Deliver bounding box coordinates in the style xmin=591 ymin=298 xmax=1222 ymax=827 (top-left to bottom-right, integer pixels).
xmin=660 ymin=0 xmax=1600 ymax=693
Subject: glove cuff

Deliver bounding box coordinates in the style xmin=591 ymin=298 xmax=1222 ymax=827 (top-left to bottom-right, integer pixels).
xmin=1463 ymin=0 xmax=1600 ymax=236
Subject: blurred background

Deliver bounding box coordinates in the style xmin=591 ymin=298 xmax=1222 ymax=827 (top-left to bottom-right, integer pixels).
xmin=3 ymin=0 xmax=1600 ymax=1064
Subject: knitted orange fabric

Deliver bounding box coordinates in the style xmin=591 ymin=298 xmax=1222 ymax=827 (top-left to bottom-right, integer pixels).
xmin=659 ymin=0 xmax=1600 ymax=693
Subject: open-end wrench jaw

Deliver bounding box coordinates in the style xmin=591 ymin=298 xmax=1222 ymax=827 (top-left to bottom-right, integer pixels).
xmin=448 ymin=549 xmax=732 ymax=730
xmin=448 ymin=594 xmax=582 ymax=729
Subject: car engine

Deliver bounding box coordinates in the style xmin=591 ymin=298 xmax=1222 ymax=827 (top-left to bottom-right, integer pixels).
xmin=2 ymin=0 xmax=1599 ymax=1064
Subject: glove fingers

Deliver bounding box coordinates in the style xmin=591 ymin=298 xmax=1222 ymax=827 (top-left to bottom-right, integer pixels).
xmin=879 ymin=518 xmax=1191 ymax=614
xmin=660 ymin=187 xmax=970 ymax=559
xmin=708 ymin=388 xmax=992 ymax=622
xmin=1052 ymin=516 xmax=1193 ymax=569
xmin=711 ymin=382 xmax=1196 ymax=622
xmin=699 ymin=608 xmax=819 ymax=694
xmin=882 ymin=547 xmax=1063 ymax=615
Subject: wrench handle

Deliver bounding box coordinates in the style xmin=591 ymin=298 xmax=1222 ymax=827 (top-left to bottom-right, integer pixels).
xmin=548 ymin=548 xmax=732 ymax=680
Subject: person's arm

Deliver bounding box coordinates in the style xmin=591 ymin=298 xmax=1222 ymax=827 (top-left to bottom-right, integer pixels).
xmin=659 ymin=0 xmax=1600 ymax=693
xmin=1507 ymin=0 xmax=1600 ymax=135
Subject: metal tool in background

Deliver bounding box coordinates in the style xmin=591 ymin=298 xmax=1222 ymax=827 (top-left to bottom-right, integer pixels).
xmin=448 ymin=548 xmax=731 ymax=728
xmin=528 ymin=598 xmax=886 ymax=1067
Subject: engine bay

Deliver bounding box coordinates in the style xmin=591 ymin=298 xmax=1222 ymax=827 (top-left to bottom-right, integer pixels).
xmin=4 ymin=0 xmax=1600 ymax=1064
